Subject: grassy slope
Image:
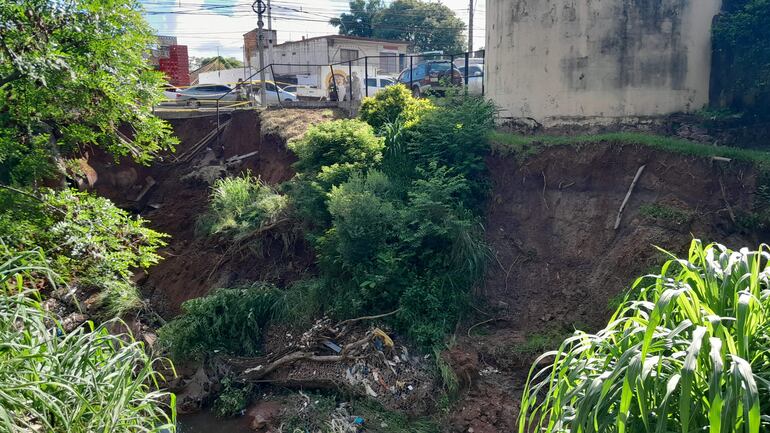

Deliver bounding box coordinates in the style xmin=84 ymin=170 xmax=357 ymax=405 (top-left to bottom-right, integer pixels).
xmin=489 ymin=131 xmax=770 ymax=167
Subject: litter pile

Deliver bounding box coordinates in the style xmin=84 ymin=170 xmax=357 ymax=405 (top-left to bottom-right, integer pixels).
xmin=230 ymin=315 xmax=437 ymax=414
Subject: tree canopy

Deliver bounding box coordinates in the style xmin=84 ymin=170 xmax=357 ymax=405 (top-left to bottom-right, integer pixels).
xmin=330 ymin=0 xmax=467 ymax=54
xmin=0 ymin=0 xmax=176 ymax=185
xmin=196 ymin=56 xmax=244 ymax=71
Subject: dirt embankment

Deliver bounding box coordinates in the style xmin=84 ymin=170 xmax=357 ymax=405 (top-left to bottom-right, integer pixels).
xmin=86 ymin=109 xmax=339 ymax=317
xmin=446 ymin=142 xmax=759 ymax=433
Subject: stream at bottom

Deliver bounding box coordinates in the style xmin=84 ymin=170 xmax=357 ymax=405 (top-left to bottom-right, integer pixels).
xmin=177 ymin=411 xmax=254 ymax=433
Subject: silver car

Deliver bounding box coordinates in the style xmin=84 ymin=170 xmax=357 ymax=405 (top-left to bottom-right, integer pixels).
xmin=175 ymin=84 xmax=238 ymax=107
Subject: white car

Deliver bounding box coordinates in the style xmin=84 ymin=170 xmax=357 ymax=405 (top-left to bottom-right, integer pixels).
xmin=458 ymin=65 xmax=484 ymax=95
xmin=363 ymin=76 xmax=396 ymax=97
xmin=251 ymin=81 xmax=297 ymax=104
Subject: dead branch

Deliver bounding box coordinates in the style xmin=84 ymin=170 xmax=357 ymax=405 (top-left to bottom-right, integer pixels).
xmin=718 ymin=176 xmax=737 ymax=224
xmin=467 ymin=317 xmax=506 ymax=337
xmin=614 ymin=165 xmax=646 ymax=230
xmin=337 ymin=309 xmax=402 ymax=328
xmin=541 ymin=170 xmax=549 ymax=210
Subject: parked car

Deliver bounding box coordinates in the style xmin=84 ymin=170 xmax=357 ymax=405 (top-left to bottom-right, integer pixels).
xmin=175 ymin=84 xmax=237 ymax=107
xmin=458 ymin=64 xmax=483 ymax=95
xmin=161 ymin=84 xmax=179 ymax=102
xmin=363 ymin=76 xmax=396 ymax=96
xmin=396 ymin=60 xmax=463 ymax=97
xmin=248 ymin=81 xmax=297 ymax=104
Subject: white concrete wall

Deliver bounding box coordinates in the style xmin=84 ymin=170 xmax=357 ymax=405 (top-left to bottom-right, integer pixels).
xmin=486 ymin=0 xmax=722 ymax=121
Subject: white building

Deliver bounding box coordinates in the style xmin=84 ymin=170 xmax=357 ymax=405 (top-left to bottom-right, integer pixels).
xmin=247 ymin=34 xmax=410 ymax=77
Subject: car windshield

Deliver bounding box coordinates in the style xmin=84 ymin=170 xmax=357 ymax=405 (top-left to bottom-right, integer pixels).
xmin=429 ymin=62 xmax=452 ymax=72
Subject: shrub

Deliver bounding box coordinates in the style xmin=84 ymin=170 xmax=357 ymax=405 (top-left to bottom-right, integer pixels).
xmin=0 ymin=251 xmax=176 ymax=433
xmin=520 ymin=240 xmax=770 ymax=433
xmin=406 ymin=97 xmax=496 ymax=211
xmin=288 ymin=119 xmax=384 ymax=176
xmin=213 ymin=377 xmax=252 ymax=418
xmin=158 ymin=283 xmax=283 ymax=361
xmin=198 ymin=173 xmax=288 ymax=240
xmin=358 ymin=84 xmax=435 ymax=131
xmin=0 ymin=187 xmax=167 ymax=316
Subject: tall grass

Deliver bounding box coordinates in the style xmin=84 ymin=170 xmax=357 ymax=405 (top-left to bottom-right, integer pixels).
xmin=519 ymin=240 xmax=770 ymax=433
xmin=490 ymin=131 xmax=770 ymax=167
xmin=0 ymin=251 xmax=176 ymax=433
xmin=197 ymin=173 xmax=288 ymax=240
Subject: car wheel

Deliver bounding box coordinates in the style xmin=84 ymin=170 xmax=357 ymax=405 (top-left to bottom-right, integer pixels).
xmin=186 ymin=99 xmax=199 ymax=108
xmin=412 ymin=86 xmax=421 ymax=98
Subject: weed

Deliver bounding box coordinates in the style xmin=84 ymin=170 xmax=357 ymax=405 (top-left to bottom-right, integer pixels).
xmin=639 ymin=203 xmax=692 ymax=225
xmin=158 ymin=283 xmax=283 ymax=361
xmin=520 ymin=240 xmax=770 ymax=433
xmin=0 ymin=251 xmax=175 ymax=432
xmin=197 ymin=173 xmax=288 ymax=241
xmin=213 ymin=377 xmax=252 ymax=418
xmin=434 ymin=346 xmax=460 ymax=399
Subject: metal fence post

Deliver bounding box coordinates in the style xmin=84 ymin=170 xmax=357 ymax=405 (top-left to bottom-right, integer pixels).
xmin=216 ymin=99 xmax=220 ymax=148
xmin=409 ymin=55 xmax=413 ymax=91
xmin=464 ymin=52 xmax=470 ymax=87
xmin=270 ymin=64 xmax=281 ymax=108
xmin=329 ymin=65 xmax=339 ymax=102
xmin=348 ymin=60 xmax=353 ymax=103
xmin=481 ymin=49 xmax=485 ymax=97
xmin=364 ymin=57 xmax=369 ymax=98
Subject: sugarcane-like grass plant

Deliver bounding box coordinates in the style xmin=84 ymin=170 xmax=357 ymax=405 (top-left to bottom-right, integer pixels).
xmin=520 ymin=240 xmax=770 ymax=433
xmin=0 ymin=251 xmax=176 ymax=433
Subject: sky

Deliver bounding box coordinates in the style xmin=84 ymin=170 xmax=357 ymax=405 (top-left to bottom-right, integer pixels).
xmin=140 ymin=0 xmax=486 ymax=59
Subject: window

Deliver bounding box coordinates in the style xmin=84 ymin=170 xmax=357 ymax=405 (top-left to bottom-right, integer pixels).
xmin=340 ymin=49 xmax=358 ymax=62
xmin=365 ymin=78 xmax=377 ymax=87
xmin=379 ymin=52 xmax=398 ymax=73
xmin=413 ymin=64 xmax=427 ymax=80
xmin=380 ymin=79 xmax=395 ymax=87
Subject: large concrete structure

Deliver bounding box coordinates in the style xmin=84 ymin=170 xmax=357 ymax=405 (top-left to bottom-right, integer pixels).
xmin=486 ymin=0 xmax=722 ymax=122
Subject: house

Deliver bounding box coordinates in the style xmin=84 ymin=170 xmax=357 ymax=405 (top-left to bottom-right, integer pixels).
xmin=485 ymin=0 xmax=722 ymax=123
xmin=243 ymin=33 xmax=410 ymax=77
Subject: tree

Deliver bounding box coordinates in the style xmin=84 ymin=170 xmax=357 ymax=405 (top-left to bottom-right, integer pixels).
xmin=197 ymin=56 xmax=244 ymax=71
xmin=375 ymin=0 xmax=466 ymax=53
xmin=0 ymin=0 xmax=177 ymax=185
xmin=329 ymin=0 xmax=384 ymax=38
xmin=331 ymin=0 xmax=466 ymax=53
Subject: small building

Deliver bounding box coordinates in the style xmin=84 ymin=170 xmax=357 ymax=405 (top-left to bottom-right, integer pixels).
xmin=148 ymin=36 xmax=190 ymax=87
xmin=244 ymin=33 xmax=410 ymax=77
xmin=243 ymin=29 xmax=278 ymax=67
xmin=486 ymin=0 xmax=721 ymax=123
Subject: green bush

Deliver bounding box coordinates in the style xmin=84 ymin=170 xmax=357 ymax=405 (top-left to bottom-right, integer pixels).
xmin=288 ymin=119 xmax=384 ymax=177
xmin=520 ymin=240 xmax=770 ymax=433
xmin=315 ymin=169 xmax=487 ymax=346
xmin=198 ymin=173 xmax=288 ymax=240
xmin=0 ymin=251 xmax=176 ymax=433
xmin=213 ymin=377 xmax=252 ymax=418
xmin=358 ymin=84 xmax=435 ymax=131
xmin=158 ymin=283 xmax=283 ymax=361
xmin=406 ymin=97 xmax=496 ymax=211
xmin=0 ymin=188 xmax=167 ymax=316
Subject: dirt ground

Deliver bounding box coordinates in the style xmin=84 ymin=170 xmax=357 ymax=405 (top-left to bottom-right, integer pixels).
xmin=446 ymin=142 xmax=759 ymax=433
xmin=86 ymin=110 xmax=765 ymax=432
xmin=86 ymin=108 xmax=339 ymax=317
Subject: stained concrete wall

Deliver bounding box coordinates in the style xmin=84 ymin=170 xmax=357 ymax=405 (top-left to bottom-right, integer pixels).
xmin=486 ymin=0 xmax=722 ymax=122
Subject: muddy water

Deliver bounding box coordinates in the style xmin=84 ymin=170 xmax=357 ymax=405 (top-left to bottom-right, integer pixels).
xmin=177 ymin=412 xmax=253 ymax=433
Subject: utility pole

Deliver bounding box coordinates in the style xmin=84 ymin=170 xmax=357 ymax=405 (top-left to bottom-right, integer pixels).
xmin=468 ymin=0 xmax=474 ymax=54
xmin=267 ymin=0 xmax=274 ymax=66
xmin=252 ymin=0 xmax=267 ymax=106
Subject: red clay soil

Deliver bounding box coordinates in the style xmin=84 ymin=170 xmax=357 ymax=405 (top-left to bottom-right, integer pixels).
xmin=85 ymin=109 xmax=323 ymax=318
xmin=447 ymin=142 xmax=760 ymax=433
